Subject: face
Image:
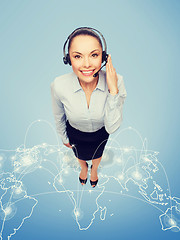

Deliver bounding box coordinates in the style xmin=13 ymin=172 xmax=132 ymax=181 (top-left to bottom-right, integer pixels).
xmin=69 ymin=35 xmax=102 ymax=83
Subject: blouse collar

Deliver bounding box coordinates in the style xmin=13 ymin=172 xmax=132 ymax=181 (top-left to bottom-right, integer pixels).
xmin=73 ymin=70 xmax=105 ymax=93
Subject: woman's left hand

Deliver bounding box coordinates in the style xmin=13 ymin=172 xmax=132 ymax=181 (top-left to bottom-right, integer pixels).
xmin=106 ymin=55 xmax=119 ymax=95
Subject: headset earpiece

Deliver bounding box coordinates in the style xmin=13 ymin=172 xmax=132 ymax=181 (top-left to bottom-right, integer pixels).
xmin=66 ymin=54 xmax=71 ymax=65
xmin=102 ymin=51 xmax=108 ymax=63
xmin=63 ymin=56 xmax=68 ymax=65
xmin=63 ymin=54 xmax=71 ymax=65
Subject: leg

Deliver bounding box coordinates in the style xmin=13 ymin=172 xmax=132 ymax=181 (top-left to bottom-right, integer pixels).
xmin=90 ymin=156 xmax=102 ymax=187
xmin=77 ymin=158 xmax=88 ymax=185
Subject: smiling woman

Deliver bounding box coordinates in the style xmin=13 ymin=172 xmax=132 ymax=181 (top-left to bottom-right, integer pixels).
xmin=51 ymin=27 xmax=127 ymax=188
xmin=70 ymin=35 xmax=102 ymax=83
xmin=69 ymin=35 xmax=102 ymax=82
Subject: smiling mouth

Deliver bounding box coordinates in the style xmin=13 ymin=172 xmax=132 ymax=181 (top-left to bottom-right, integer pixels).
xmin=80 ymin=70 xmax=95 ymax=76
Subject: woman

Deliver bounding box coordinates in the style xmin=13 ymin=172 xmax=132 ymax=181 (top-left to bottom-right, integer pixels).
xmin=51 ymin=27 xmax=127 ymax=187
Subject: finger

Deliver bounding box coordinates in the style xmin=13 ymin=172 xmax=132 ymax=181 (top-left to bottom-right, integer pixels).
xmin=108 ymin=57 xmax=114 ymax=73
xmin=108 ymin=55 xmax=114 ymax=70
xmin=107 ymin=54 xmax=112 ymax=65
xmin=106 ymin=60 xmax=110 ymax=75
xmin=109 ymin=57 xmax=117 ymax=75
xmin=106 ymin=55 xmax=116 ymax=77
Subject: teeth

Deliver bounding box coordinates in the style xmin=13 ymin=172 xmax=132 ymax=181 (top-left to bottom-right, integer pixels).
xmin=82 ymin=70 xmax=93 ymax=74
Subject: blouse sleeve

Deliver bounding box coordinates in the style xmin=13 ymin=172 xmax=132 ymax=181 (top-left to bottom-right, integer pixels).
xmin=50 ymin=81 xmax=69 ymax=144
xmin=104 ymin=74 xmax=127 ymax=134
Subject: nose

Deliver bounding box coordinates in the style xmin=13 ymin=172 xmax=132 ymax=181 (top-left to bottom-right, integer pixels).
xmin=83 ymin=57 xmax=91 ymax=68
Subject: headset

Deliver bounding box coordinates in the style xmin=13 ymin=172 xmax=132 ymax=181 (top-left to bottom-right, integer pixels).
xmin=63 ymin=27 xmax=108 ymax=77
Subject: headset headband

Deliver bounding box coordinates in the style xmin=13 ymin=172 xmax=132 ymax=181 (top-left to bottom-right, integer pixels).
xmin=63 ymin=27 xmax=107 ymax=58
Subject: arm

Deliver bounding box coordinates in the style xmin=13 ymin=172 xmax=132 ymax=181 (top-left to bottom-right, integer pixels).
xmin=104 ymin=75 xmax=127 ymax=134
xmin=104 ymin=55 xmax=127 ymax=134
xmin=50 ymin=81 xmax=70 ymax=144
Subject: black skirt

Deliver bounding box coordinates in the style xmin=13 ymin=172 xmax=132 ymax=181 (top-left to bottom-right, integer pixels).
xmin=66 ymin=120 xmax=109 ymax=161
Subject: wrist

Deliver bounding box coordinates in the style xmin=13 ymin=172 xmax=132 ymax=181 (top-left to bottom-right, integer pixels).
xmin=108 ymin=89 xmax=119 ymax=96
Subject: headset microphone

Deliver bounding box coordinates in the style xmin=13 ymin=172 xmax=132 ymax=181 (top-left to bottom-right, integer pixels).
xmin=93 ymin=62 xmax=107 ymax=78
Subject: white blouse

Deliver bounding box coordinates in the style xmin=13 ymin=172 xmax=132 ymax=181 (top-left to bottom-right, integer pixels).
xmin=51 ymin=70 xmax=127 ymax=144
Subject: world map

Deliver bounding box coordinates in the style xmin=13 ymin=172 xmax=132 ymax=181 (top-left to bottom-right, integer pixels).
xmin=0 ymin=120 xmax=180 ymax=239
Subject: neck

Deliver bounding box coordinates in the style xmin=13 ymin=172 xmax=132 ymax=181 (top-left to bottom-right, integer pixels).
xmin=79 ymin=77 xmax=98 ymax=92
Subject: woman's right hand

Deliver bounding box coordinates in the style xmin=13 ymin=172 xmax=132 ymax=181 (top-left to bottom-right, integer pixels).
xmin=63 ymin=143 xmax=73 ymax=148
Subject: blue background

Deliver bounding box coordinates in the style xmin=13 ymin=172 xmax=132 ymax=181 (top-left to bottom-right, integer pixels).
xmin=0 ymin=0 xmax=180 ymax=239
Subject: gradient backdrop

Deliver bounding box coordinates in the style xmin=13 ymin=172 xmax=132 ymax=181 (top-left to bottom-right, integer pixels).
xmin=0 ymin=0 xmax=180 ymax=239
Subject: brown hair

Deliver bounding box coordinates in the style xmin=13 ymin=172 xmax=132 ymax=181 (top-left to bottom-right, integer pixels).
xmin=68 ymin=29 xmax=103 ymax=52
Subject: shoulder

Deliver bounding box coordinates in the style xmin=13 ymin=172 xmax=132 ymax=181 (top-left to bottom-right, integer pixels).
xmin=51 ymin=72 xmax=76 ymax=94
xmin=51 ymin=72 xmax=75 ymax=88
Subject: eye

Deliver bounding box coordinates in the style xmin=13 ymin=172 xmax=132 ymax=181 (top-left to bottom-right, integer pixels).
xmin=74 ymin=55 xmax=81 ymax=59
xmin=92 ymin=53 xmax=98 ymax=58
